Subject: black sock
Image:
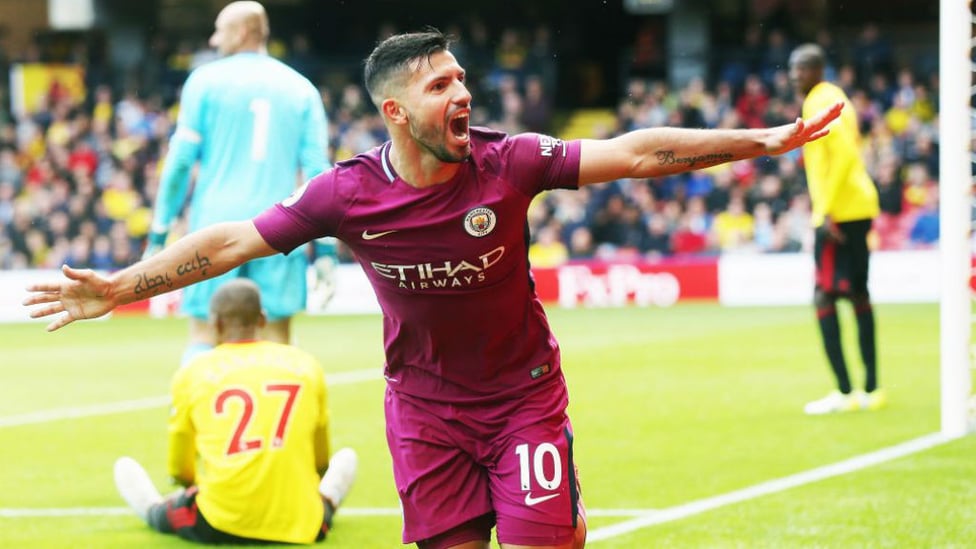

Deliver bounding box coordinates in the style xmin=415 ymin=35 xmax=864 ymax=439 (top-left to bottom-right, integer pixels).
xmin=318 ymin=499 xmax=336 ymax=541
xmin=855 ymin=301 xmax=877 ymax=393
xmin=817 ymin=303 xmax=851 ymax=394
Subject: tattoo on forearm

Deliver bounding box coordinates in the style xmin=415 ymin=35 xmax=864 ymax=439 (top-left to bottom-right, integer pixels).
xmin=656 ymin=150 xmax=734 ymax=168
xmin=133 ymin=251 xmax=212 ymax=296
xmin=134 ymin=271 xmax=174 ymax=296
xmin=176 ymin=250 xmax=212 ymax=278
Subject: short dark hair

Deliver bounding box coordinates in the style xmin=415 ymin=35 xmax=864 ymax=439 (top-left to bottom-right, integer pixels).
xmin=210 ymin=279 xmax=262 ymax=328
xmin=363 ymin=29 xmax=451 ymax=105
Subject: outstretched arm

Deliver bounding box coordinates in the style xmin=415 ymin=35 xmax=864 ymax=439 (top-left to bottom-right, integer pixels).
xmin=24 ymin=220 xmax=276 ymax=331
xmin=577 ymin=101 xmax=843 ymax=186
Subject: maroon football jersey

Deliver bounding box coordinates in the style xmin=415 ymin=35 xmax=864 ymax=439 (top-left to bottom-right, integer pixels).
xmin=254 ymin=127 xmax=581 ymax=404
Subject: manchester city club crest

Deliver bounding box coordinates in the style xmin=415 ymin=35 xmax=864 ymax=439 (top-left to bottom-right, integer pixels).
xmin=463 ymin=206 xmax=497 ymax=237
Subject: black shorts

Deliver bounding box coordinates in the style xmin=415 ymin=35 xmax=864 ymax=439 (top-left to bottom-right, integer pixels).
xmin=147 ymin=486 xmax=330 ymax=545
xmin=814 ymin=219 xmax=872 ymax=296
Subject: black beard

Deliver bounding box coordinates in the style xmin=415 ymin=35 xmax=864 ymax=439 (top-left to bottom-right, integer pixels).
xmin=409 ymin=118 xmax=470 ymax=163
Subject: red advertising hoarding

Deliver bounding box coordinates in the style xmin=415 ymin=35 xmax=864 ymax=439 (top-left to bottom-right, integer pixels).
xmin=532 ymin=257 xmax=719 ymax=307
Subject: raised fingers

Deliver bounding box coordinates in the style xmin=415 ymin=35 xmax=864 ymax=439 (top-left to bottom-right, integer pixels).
xmin=27 ymin=302 xmax=66 ymax=319
xmin=25 ymin=282 xmax=62 ymax=293
xmin=62 ymin=264 xmax=92 ymax=280
xmin=809 ymin=101 xmax=843 ymax=130
xmin=46 ymin=314 xmax=75 ymax=332
xmin=793 ymin=117 xmax=805 ymax=136
xmin=22 ymin=291 xmax=62 ymax=307
xmin=807 ymin=128 xmax=831 ymax=141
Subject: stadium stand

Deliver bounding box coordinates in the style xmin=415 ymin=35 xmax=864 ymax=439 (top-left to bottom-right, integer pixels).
xmin=0 ymin=17 xmax=942 ymax=270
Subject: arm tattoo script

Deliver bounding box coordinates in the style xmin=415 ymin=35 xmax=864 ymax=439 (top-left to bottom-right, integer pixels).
xmin=655 ymin=150 xmax=734 ymax=168
xmin=176 ymin=250 xmax=213 ymax=278
xmin=133 ymin=250 xmax=213 ymax=296
xmin=134 ymin=271 xmax=173 ymax=296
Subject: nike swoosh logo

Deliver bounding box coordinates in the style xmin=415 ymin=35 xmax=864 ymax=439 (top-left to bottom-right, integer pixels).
xmin=362 ymin=229 xmax=399 ymax=240
xmin=524 ymin=492 xmax=559 ymax=506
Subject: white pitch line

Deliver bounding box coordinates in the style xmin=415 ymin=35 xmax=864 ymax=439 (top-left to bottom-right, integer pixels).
xmin=587 ymin=508 xmax=658 ymax=517
xmin=0 ymin=507 xmax=400 ymax=518
xmin=0 ymin=507 xmax=654 ymax=519
xmin=6 ymin=434 xmax=951 ymax=533
xmin=587 ymin=432 xmax=953 ymax=543
xmin=0 ymin=396 xmax=171 ymax=429
xmin=0 ymin=368 xmax=382 ymax=429
xmin=6 ymin=376 xmax=954 ymax=539
xmin=0 ymin=507 xmax=133 ymax=517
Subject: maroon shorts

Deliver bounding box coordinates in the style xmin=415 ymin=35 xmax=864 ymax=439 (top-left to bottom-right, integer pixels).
xmin=385 ymin=378 xmax=585 ymax=547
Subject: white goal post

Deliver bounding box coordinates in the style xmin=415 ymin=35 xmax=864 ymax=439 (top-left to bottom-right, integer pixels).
xmin=938 ymin=0 xmax=972 ymax=437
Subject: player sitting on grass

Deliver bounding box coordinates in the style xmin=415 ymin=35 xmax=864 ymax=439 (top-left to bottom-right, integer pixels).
xmin=113 ymin=279 xmax=357 ymax=544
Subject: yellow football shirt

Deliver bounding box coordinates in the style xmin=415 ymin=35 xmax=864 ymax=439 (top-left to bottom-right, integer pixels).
xmin=168 ymin=341 xmax=330 ymax=544
xmin=801 ymin=81 xmax=880 ymax=227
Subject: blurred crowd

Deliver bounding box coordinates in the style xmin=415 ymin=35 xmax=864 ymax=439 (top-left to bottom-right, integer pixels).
xmin=527 ymin=22 xmax=942 ymax=267
xmin=0 ymin=20 xmax=944 ymax=271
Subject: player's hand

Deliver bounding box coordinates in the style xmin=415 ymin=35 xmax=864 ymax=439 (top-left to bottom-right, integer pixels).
xmin=817 ymin=217 xmax=846 ymax=243
xmin=22 ymin=265 xmax=116 ymax=332
xmin=764 ymin=101 xmax=843 ymax=156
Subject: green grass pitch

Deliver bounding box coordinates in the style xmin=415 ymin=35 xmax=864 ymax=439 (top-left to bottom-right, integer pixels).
xmin=2 ymin=302 xmax=975 ymax=548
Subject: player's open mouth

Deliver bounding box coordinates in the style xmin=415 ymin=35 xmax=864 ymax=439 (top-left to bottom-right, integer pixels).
xmin=449 ymin=112 xmax=469 ymax=144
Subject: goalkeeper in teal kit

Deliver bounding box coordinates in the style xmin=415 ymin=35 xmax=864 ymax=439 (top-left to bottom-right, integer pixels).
xmin=146 ymin=1 xmax=328 ymax=362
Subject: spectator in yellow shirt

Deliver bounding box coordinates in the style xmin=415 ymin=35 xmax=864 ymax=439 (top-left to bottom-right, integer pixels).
xmin=529 ymin=223 xmax=569 ymax=267
xmin=711 ymin=194 xmax=754 ymax=251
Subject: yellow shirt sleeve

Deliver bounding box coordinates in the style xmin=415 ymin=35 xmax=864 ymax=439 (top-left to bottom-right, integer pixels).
xmin=167 ymin=365 xmax=197 ymax=485
xmin=313 ymin=365 xmax=331 ymax=474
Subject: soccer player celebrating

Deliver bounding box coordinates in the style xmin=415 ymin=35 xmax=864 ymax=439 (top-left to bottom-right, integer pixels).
xmin=146 ymin=1 xmax=329 ymax=363
xmin=112 ymin=279 xmax=357 ymax=544
xmin=28 ymin=30 xmax=842 ymax=549
xmin=789 ymin=44 xmax=884 ymax=415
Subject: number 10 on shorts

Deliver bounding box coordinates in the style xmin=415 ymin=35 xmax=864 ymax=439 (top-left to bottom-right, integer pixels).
xmin=515 ymin=442 xmax=562 ymax=491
